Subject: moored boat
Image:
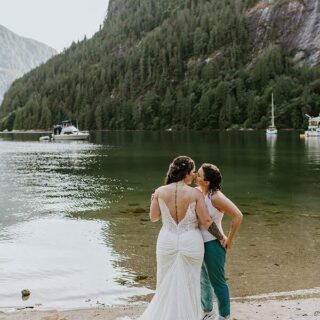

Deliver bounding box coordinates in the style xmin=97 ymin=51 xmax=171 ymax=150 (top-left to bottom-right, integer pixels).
xmin=39 ymin=135 xmax=50 ymax=141
xmin=266 ymin=93 xmax=278 ymax=135
xmin=305 ymin=114 xmax=320 ymax=137
xmin=52 ymin=120 xmax=89 ymax=141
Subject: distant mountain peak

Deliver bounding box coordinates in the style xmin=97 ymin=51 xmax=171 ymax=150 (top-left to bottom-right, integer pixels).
xmin=0 ymin=24 xmax=57 ymax=102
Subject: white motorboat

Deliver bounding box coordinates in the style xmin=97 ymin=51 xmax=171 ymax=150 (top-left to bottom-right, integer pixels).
xmin=266 ymin=93 xmax=278 ymax=135
xmin=52 ymin=120 xmax=89 ymax=141
xmin=305 ymin=114 xmax=320 ymax=137
xmin=39 ymin=135 xmax=50 ymax=141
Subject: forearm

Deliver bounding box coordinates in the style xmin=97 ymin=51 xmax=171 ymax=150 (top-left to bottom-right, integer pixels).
xmin=149 ymin=206 xmax=161 ymax=222
xmin=227 ymin=216 xmax=242 ymax=241
xmin=207 ymin=221 xmax=224 ymax=240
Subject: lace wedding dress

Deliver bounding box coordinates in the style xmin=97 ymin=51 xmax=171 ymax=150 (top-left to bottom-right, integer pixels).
xmin=139 ymin=197 xmax=204 ymax=320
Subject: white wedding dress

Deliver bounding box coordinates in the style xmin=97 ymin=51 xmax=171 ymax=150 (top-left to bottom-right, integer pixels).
xmin=139 ymin=197 xmax=204 ymax=320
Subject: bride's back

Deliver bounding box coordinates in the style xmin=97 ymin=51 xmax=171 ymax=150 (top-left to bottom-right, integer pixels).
xmin=157 ymin=183 xmax=195 ymax=224
xmin=140 ymin=156 xmax=204 ymax=320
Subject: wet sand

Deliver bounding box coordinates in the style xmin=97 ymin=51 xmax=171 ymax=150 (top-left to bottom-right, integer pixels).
xmin=1 ymin=289 xmax=319 ymax=320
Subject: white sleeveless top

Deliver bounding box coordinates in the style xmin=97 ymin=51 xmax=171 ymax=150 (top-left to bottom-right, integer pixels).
xmin=200 ymin=193 xmax=224 ymax=242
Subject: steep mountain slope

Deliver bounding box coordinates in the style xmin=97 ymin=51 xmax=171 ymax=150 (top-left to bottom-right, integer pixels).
xmin=0 ymin=24 xmax=57 ymax=102
xmin=0 ymin=0 xmax=319 ymax=131
xmin=247 ymin=0 xmax=320 ymax=66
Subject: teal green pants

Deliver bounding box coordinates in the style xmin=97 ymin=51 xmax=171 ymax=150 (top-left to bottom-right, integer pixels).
xmin=201 ymin=240 xmax=230 ymax=317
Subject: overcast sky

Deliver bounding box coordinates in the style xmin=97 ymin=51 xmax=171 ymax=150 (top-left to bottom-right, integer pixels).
xmin=0 ymin=0 xmax=109 ymax=52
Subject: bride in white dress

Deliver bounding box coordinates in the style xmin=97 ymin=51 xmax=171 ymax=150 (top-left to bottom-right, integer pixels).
xmin=139 ymin=156 xmax=226 ymax=320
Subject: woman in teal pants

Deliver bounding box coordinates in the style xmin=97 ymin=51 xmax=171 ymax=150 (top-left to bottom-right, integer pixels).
xmin=195 ymin=163 xmax=243 ymax=320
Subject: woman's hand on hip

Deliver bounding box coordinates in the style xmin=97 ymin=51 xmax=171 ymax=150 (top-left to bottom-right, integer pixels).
xmin=220 ymin=235 xmax=228 ymax=249
xmin=224 ymin=237 xmax=234 ymax=250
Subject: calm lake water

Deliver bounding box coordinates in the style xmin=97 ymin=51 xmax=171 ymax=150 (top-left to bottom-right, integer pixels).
xmin=0 ymin=131 xmax=319 ymax=310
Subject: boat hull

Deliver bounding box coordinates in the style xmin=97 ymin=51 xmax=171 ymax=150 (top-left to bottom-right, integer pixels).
xmin=266 ymin=128 xmax=278 ymax=135
xmin=305 ymin=130 xmax=320 ymax=137
xmin=52 ymin=133 xmax=89 ymax=140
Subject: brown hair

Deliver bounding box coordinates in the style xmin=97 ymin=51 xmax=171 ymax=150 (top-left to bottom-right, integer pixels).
xmin=201 ymin=163 xmax=222 ymax=192
xmin=165 ymin=156 xmax=195 ymax=184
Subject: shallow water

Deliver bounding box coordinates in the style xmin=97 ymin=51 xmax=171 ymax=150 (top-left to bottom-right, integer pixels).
xmin=0 ymin=131 xmax=319 ymax=310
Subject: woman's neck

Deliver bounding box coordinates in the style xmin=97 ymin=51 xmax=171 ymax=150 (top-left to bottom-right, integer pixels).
xmin=199 ymin=185 xmax=209 ymax=195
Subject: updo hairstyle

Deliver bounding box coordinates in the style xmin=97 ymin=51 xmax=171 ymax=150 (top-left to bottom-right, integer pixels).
xmin=165 ymin=156 xmax=195 ymax=185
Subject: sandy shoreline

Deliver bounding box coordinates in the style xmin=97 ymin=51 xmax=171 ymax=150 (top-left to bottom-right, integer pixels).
xmin=1 ymin=288 xmax=319 ymax=320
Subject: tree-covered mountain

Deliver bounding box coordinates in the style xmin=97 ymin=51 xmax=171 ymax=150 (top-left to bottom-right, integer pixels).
xmin=1 ymin=0 xmax=320 ymax=131
xmin=0 ymin=24 xmax=57 ymax=104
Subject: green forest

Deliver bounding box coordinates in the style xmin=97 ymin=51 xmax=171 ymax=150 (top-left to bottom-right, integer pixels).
xmin=1 ymin=0 xmax=320 ymax=131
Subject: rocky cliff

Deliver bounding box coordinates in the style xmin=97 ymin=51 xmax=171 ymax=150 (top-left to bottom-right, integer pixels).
xmin=0 ymin=24 xmax=57 ymax=102
xmin=247 ymin=0 xmax=320 ymax=66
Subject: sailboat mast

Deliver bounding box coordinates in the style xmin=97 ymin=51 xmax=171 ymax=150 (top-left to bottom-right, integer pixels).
xmin=271 ymin=93 xmax=275 ymax=127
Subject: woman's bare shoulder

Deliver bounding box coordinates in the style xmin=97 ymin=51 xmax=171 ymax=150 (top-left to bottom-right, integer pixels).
xmin=155 ymin=185 xmax=171 ymax=196
xmin=193 ymin=187 xmax=202 ymax=194
xmin=211 ymin=190 xmax=225 ymax=200
xmin=211 ymin=190 xmax=232 ymax=209
xmin=190 ymin=187 xmax=203 ymax=201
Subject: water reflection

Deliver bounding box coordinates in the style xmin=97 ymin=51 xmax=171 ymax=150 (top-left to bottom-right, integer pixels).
xmin=266 ymin=134 xmax=277 ymax=173
xmin=304 ymin=136 xmax=320 ymax=164
xmin=0 ymin=138 xmax=152 ymax=310
xmin=0 ymin=217 xmax=151 ymax=310
xmin=0 ymin=140 xmax=119 ymax=231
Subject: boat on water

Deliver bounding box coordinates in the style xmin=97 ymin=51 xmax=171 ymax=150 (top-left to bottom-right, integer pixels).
xmin=39 ymin=135 xmax=50 ymax=141
xmin=51 ymin=120 xmax=89 ymax=141
xmin=39 ymin=120 xmax=89 ymax=141
xmin=266 ymin=93 xmax=278 ymax=135
xmin=304 ymin=114 xmax=320 ymax=137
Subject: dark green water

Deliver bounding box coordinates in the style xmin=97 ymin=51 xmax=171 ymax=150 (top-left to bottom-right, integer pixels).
xmin=0 ymin=131 xmax=319 ymax=310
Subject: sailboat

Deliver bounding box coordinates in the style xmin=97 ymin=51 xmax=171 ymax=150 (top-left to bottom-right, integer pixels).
xmin=266 ymin=93 xmax=278 ymax=135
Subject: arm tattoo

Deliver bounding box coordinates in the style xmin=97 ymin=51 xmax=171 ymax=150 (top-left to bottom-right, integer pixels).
xmin=208 ymin=221 xmax=224 ymax=240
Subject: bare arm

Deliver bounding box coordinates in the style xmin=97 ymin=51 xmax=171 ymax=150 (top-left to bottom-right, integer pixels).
xmin=149 ymin=189 xmax=161 ymax=222
xmin=194 ymin=189 xmax=225 ymax=241
xmin=212 ymin=191 xmax=243 ymax=248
